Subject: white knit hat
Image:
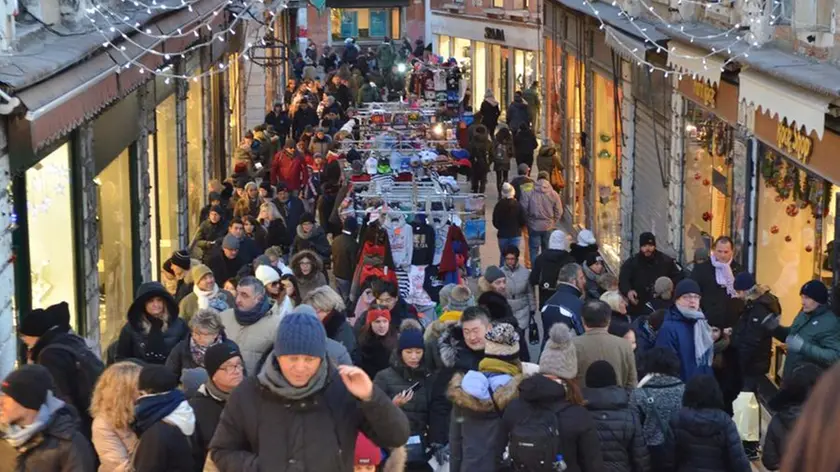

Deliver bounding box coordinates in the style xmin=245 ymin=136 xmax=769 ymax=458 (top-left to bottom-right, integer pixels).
xmin=577 ymin=229 xmax=596 ymax=247
xmin=548 ymin=230 xmax=569 ymax=251
xmin=501 ymin=182 xmax=515 ymax=199
xmin=539 ymin=324 xmax=577 ymax=379
xmin=255 ymin=265 xmax=281 ymax=286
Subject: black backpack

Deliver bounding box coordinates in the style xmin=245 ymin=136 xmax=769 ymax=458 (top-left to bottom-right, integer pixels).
xmin=39 ymin=340 xmax=105 ymax=416
xmin=507 ymin=408 xmax=564 ymax=472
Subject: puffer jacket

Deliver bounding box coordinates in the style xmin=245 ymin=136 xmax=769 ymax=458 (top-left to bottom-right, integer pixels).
xmin=115 ymin=282 xmax=189 ymax=365
xmin=520 ymin=179 xmax=564 ymax=232
xmin=492 ymin=198 xmax=527 ymax=239
xmin=732 ymin=286 xmax=780 ymax=379
xmin=761 ymin=401 xmax=802 ymax=471
xmin=218 ymin=301 xmax=284 ymax=375
xmin=503 ymin=375 xmax=604 ymax=472
xmin=448 ymin=372 xmax=524 ymax=472
xmin=292 ymin=225 xmax=331 ymax=263
xmin=774 ymin=303 xmax=840 ymax=379
xmin=584 ymin=386 xmax=650 ymax=472
xmin=630 ymin=375 xmax=685 ymax=447
xmin=2 ymin=400 xmax=96 ymax=472
xmin=209 ymin=359 xmax=410 ymax=472
xmin=536 ymin=145 xmax=560 ymax=174
xmin=669 ymin=408 xmax=751 ymax=472
xmin=374 ymin=353 xmax=448 ymax=444
xmin=502 ymin=262 xmax=536 ymax=331
xmin=290 ymin=249 xmax=328 ymax=301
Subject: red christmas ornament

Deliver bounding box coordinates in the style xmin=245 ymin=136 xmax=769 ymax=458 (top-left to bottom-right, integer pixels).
xmin=702 ymin=179 xmax=710 ymax=186
xmin=770 ymin=225 xmax=779 ymax=234
xmin=785 ymin=235 xmax=792 ymax=242
xmin=702 ymin=211 xmax=713 ymax=222
xmin=775 ymin=195 xmax=783 ymax=203
xmin=805 ymin=245 xmax=814 ymax=252
xmin=694 ymin=172 xmax=702 ymax=180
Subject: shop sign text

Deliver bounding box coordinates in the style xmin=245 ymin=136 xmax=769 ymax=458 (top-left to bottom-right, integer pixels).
xmin=485 ymin=27 xmax=506 ymax=41
xmin=692 ymin=80 xmax=717 ymax=107
xmin=776 ymin=121 xmax=813 ymax=163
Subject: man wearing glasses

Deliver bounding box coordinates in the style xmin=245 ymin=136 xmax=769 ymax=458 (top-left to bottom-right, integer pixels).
xmin=190 ymin=341 xmax=245 ymax=471
xmin=655 ymin=279 xmax=715 ymax=381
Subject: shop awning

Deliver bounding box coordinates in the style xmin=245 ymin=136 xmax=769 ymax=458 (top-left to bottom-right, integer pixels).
xmin=667 ymin=43 xmax=723 ymax=85
xmin=325 ymin=0 xmax=409 ymax=7
xmin=604 ymin=27 xmax=654 ymax=62
xmin=13 ymin=53 xmax=120 ymax=157
xmin=740 ymin=69 xmax=832 ymax=139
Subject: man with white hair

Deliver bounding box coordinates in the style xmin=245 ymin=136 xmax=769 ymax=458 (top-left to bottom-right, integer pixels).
xmin=530 ymin=229 xmax=576 ymax=306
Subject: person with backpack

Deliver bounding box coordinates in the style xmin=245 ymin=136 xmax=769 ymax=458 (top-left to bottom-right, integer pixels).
xmin=529 ymin=229 xmax=576 ymax=305
xmin=493 ymin=124 xmax=514 ymax=194
xmin=503 ymin=323 xmax=604 ymax=472
xmin=18 ymin=301 xmax=104 ymax=441
xmin=521 ymin=173 xmax=564 ymax=267
xmin=630 ymin=347 xmax=685 ymax=471
xmin=0 ymin=365 xmax=96 ymax=471
xmin=583 ymin=361 xmax=650 ymax=472
xmin=447 ymin=323 xmax=526 ymax=472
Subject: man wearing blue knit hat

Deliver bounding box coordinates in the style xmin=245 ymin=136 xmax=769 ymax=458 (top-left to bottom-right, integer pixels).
xmin=209 ymin=310 xmax=409 ymax=471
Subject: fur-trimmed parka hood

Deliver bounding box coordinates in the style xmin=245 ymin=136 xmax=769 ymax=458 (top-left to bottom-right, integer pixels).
xmin=290 ymin=249 xmax=324 ymax=281
xmin=447 ymin=372 xmax=524 ymax=413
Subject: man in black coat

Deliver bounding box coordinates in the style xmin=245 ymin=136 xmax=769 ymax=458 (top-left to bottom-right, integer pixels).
xmin=0 ymin=365 xmax=95 ymax=471
xmin=690 ymin=236 xmax=744 ymax=329
xmin=292 ymin=100 xmax=319 ymax=141
xmin=206 ymin=235 xmax=248 ymax=285
xmin=619 ymin=232 xmax=684 ymax=317
xmin=190 ymin=342 xmax=245 ymax=470
xmin=210 ymin=217 xmax=261 ymax=264
xmin=133 ymin=366 xmax=196 ymax=472
xmin=209 ymin=311 xmax=410 ymax=471
xmin=18 ymin=302 xmax=103 ymax=441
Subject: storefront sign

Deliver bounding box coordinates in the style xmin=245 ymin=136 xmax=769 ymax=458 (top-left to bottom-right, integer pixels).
xmin=484 ymin=27 xmax=505 ymax=41
xmin=692 ymin=80 xmax=717 ymax=107
xmin=776 ymin=121 xmax=813 ymax=163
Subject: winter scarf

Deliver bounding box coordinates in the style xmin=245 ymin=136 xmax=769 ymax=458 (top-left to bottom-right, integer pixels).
xmin=190 ymin=335 xmax=220 ymax=367
xmin=710 ymin=254 xmax=736 ymax=297
xmin=132 ymin=390 xmax=187 ymax=436
xmin=234 ymin=297 xmax=271 ymax=326
xmin=194 ymin=284 xmax=229 ymax=311
xmin=258 ymin=354 xmax=328 ymax=401
xmin=202 ymin=380 xmax=232 ymax=403
xmin=677 ymin=306 xmax=714 ymax=368
xmin=4 ymin=391 xmax=65 ymax=448
xmin=478 ymin=357 xmax=522 ymax=376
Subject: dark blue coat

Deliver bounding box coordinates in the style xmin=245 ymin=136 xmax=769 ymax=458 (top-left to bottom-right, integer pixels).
xmin=273 ymin=196 xmax=305 ymax=246
xmin=655 ymin=306 xmax=713 ymax=381
xmin=541 ymin=284 xmax=584 ymax=340
xmin=631 ymin=315 xmax=657 ymax=356
xmin=668 ymin=408 xmax=751 ymax=472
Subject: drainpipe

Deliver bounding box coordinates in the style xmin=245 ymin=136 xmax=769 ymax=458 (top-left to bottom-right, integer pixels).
xmin=0 ymin=89 xmax=20 ymax=115
xmin=424 ymin=0 xmax=432 ymax=47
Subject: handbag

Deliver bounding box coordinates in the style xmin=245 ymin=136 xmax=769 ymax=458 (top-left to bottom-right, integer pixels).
xmin=527 ymin=311 xmax=540 ymax=346
xmin=550 ymin=166 xmax=565 ymax=190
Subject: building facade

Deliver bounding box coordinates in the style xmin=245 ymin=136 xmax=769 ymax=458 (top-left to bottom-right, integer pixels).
xmin=0 ymin=0 xmax=249 ymax=367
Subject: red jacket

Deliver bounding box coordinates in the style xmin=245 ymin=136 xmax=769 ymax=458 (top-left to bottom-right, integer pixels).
xmin=272 ymin=151 xmax=308 ymax=191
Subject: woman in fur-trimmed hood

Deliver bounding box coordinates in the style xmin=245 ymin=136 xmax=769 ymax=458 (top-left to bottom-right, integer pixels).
xmin=447 ymin=323 xmax=525 ymax=472
xmin=290 ymin=249 xmax=327 ymax=301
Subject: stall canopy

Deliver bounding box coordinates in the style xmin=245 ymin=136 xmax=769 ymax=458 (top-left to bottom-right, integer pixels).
xmin=740 ymin=69 xmax=832 ymax=140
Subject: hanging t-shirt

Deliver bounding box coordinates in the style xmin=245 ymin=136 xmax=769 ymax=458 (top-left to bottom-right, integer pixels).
xmin=385 ymin=219 xmax=414 ymax=268
xmin=423 ymin=265 xmax=445 ymax=303
xmin=433 ymin=69 xmax=447 ymax=93
xmin=406 ymin=264 xmax=433 ymax=307
xmin=423 ymin=69 xmax=436 ymax=101
xmin=411 ymin=221 xmax=436 ymax=266
xmin=365 ymin=156 xmax=378 ymax=175
xmin=432 ymin=222 xmax=449 ymax=265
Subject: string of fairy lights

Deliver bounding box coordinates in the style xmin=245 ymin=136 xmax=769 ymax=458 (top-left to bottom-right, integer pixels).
xmin=75 ymin=0 xmax=775 ymax=82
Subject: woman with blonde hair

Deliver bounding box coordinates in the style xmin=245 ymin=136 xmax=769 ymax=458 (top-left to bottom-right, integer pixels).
xmin=258 ymin=202 xmax=290 ymax=250
xmin=601 ymin=290 xmax=631 ymax=334
xmin=90 ymin=362 xmax=143 ymax=472
xmin=304 ymin=286 xmax=356 ymax=353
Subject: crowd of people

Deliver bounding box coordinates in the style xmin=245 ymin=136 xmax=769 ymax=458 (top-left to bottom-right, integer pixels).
xmin=3 ymin=35 xmax=840 ymax=472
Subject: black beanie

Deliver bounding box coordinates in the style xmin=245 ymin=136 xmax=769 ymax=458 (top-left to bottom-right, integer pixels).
xmin=138 ymin=365 xmax=179 ymax=394
xmin=2 ymin=365 xmax=54 ymax=410
xmin=800 ymin=280 xmax=828 ymax=305
xmin=204 ymin=341 xmax=243 ymax=378
xmin=639 ymin=232 xmax=656 ymax=247
xmin=171 ymin=249 xmax=191 ymax=271
xmin=585 ymin=360 xmax=618 ymax=388
xmin=19 ymin=302 xmax=71 ymax=337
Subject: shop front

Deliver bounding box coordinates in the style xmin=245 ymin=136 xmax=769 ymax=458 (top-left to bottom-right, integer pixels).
xmin=676 ymin=77 xmax=742 ymax=263
xmin=592 ymin=71 xmax=622 ymax=269
xmin=431 ymin=14 xmax=540 ymax=115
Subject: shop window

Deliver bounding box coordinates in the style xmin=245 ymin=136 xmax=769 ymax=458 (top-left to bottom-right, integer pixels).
xmin=155 ymin=95 xmax=180 ymax=260
xmin=187 ymin=81 xmax=205 ymax=240
xmin=26 ymin=143 xmax=77 ymax=324
xmin=330 ymin=8 xmax=402 ymax=41
xmin=97 ymin=148 xmax=134 ymax=350
xmin=437 ymin=35 xmax=451 ymax=58
xmin=474 ymin=41 xmax=487 ymax=112
xmin=755 ymin=148 xmax=831 ymax=324
xmin=566 ymin=55 xmax=586 ymax=226
xmin=228 ymin=57 xmax=242 ymax=154
xmin=514 ymin=49 xmax=537 ymax=92
xmin=453 ymin=38 xmax=472 ymax=109
xmin=681 ymin=101 xmax=734 ymax=263
xmin=593 ymin=74 xmax=622 ymax=270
